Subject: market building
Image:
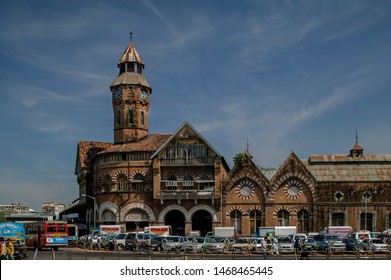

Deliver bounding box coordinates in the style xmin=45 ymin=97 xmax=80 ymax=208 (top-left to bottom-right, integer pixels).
xmin=72 ymin=37 xmax=391 ymax=236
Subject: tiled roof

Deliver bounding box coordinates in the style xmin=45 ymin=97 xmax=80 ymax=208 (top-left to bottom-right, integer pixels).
xmin=97 ymin=134 xmax=172 ymax=154
xmin=118 ymin=43 xmax=144 ymax=65
xmin=303 ymin=154 xmax=391 ymax=181
xmin=77 ymin=141 xmax=113 ymax=168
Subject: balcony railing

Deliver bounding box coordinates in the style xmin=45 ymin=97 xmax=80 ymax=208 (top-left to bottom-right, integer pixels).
xmin=160 ymin=157 xmax=214 ymax=166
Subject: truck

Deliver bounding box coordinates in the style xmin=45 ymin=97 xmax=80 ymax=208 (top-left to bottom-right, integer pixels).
xmin=275 ymin=226 xmax=297 ymax=237
xmin=144 ymin=225 xmax=172 ymax=236
xmin=257 ymin=227 xmax=275 ymax=238
xmin=0 ymin=222 xmax=28 ymax=259
xmin=98 ymin=225 xmax=125 ymax=235
xmin=325 ymin=226 xmax=353 ymax=236
xmin=214 ymin=227 xmax=235 ymax=237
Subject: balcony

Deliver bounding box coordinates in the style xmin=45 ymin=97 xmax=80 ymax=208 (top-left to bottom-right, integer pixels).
xmin=160 ymin=157 xmax=214 ymax=166
xmin=160 ymin=180 xmax=215 ymax=204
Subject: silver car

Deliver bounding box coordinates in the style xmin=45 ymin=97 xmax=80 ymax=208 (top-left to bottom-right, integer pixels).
xmin=162 ymin=236 xmax=189 ymax=251
xmin=361 ymin=238 xmax=390 ymax=252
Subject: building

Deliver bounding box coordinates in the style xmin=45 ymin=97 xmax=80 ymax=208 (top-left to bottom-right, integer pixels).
xmin=73 ymin=37 xmax=391 ymax=236
xmin=223 ymin=144 xmax=391 ymax=235
xmin=75 ymin=38 xmax=229 ymax=236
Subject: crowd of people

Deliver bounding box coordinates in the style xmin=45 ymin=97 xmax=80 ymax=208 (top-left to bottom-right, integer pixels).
xmin=0 ymin=237 xmax=15 ymax=260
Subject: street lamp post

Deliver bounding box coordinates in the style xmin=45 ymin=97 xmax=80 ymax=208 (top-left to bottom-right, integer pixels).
xmin=363 ymin=191 xmax=371 ymax=231
xmin=82 ymin=194 xmax=96 ymax=229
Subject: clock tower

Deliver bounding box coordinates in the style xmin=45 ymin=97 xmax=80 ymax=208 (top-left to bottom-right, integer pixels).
xmin=110 ymin=35 xmax=152 ymax=144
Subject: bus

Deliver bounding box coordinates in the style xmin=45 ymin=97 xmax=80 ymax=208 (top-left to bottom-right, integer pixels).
xmin=67 ymin=224 xmax=79 ymax=246
xmin=25 ymin=221 xmax=68 ymax=250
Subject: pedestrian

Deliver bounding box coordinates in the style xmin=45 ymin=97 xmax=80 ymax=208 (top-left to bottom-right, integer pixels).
xmin=1 ymin=237 xmax=7 ymax=260
xmin=300 ymin=239 xmax=309 ymax=260
xmin=261 ymin=237 xmax=268 ymax=259
xmin=294 ymin=237 xmax=300 ymax=255
xmin=6 ymin=239 xmax=15 ymax=260
xmin=272 ymin=236 xmax=279 ymax=255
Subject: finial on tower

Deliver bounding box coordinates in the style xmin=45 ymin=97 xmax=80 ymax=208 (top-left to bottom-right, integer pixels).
xmin=355 ymin=130 xmax=359 ymax=144
xmin=129 ymin=32 xmax=134 ymax=43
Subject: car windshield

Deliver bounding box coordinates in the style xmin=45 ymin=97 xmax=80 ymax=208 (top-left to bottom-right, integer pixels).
xmin=307 ymin=238 xmax=315 ymax=243
xmin=210 ymin=237 xmax=225 ymax=243
xmin=166 ymin=236 xmax=180 ymax=242
xmin=194 ymin=237 xmax=205 ymax=243
xmin=117 ymin=233 xmax=126 ymax=239
xmin=371 ymin=239 xmax=384 ymax=244
xmin=325 ymin=235 xmax=340 ymax=241
xmin=235 ymin=238 xmax=248 ymax=244
xmin=278 ymin=237 xmax=292 ymax=243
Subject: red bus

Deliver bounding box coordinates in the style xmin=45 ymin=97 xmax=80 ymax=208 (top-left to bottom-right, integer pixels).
xmin=25 ymin=221 xmax=68 ymax=250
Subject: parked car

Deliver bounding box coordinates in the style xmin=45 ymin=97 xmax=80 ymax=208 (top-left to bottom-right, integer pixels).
xmin=316 ymin=234 xmax=346 ymax=253
xmin=292 ymin=233 xmax=307 ymax=242
xmin=125 ymin=232 xmax=152 ymax=251
xmin=204 ymin=236 xmax=230 ymax=253
xmin=115 ymin=232 xmax=131 ymax=249
xmin=184 ymin=236 xmax=210 ymax=252
xmin=305 ymin=237 xmax=317 ymax=251
xmin=277 ymin=235 xmax=294 ymax=254
xmin=149 ymin=235 xmax=166 ymax=251
xmin=230 ymin=237 xmax=255 ymax=253
xmin=163 ymin=236 xmax=189 ymax=251
xmin=361 ymin=238 xmax=390 ymax=253
xmin=342 ymin=238 xmax=364 ymax=253
xmin=254 ymin=238 xmax=272 ymax=252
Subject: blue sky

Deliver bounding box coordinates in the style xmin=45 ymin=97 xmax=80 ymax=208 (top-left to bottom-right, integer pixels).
xmin=1 ymin=0 xmax=391 ymax=211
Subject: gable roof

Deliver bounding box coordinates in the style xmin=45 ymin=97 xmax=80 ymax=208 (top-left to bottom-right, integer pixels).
xmin=151 ymin=121 xmax=222 ymax=159
xmin=75 ymin=141 xmax=113 ymax=173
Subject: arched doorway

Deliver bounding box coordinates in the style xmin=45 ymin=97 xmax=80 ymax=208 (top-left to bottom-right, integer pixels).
xmin=165 ymin=210 xmax=185 ymax=236
xmin=124 ymin=209 xmax=149 ymax=232
xmin=192 ymin=210 xmax=212 ymax=236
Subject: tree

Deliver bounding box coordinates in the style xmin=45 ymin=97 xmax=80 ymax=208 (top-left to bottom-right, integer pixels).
xmin=0 ymin=211 xmax=7 ymax=222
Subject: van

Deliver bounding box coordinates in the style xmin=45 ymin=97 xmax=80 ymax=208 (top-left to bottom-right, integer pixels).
xmin=349 ymin=231 xmax=371 ymax=242
xmin=114 ymin=232 xmax=133 ymax=248
xmin=126 ymin=232 xmax=152 ymax=251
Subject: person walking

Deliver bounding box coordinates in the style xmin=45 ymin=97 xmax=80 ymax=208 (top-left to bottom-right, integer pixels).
xmin=1 ymin=237 xmax=7 ymax=260
xmin=261 ymin=237 xmax=268 ymax=259
xmin=6 ymin=239 xmax=15 ymax=260
xmin=272 ymin=236 xmax=279 ymax=255
xmin=299 ymin=239 xmax=309 ymax=260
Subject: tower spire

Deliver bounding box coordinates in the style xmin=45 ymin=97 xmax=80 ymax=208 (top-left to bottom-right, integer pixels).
xmin=129 ymin=32 xmax=134 ymax=43
xmin=355 ymin=129 xmax=359 ymax=144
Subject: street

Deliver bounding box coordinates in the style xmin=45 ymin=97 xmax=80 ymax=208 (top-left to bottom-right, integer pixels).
xmin=22 ymin=247 xmax=391 ymax=260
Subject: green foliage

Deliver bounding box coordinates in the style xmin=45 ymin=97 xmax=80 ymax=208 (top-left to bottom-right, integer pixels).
xmin=233 ymin=153 xmax=245 ymax=167
xmin=0 ymin=211 xmax=7 ymax=222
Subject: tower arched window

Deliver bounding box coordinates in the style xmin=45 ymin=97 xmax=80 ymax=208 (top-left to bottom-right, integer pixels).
xmin=141 ymin=111 xmax=145 ymax=126
xmin=128 ymin=109 xmax=134 ymax=126
xmin=116 ymin=109 xmax=121 ymax=126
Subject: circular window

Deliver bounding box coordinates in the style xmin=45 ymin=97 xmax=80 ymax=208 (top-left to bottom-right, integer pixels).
xmin=284 ymin=180 xmax=303 ymax=199
xmin=236 ymin=180 xmax=255 ymax=199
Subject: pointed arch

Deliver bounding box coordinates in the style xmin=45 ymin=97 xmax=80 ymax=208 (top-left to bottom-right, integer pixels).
xmin=268 ymin=171 xmax=317 ymax=202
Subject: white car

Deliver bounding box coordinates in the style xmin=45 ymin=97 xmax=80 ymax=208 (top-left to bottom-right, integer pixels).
xmin=361 ymin=238 xmax=390 ymax=252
